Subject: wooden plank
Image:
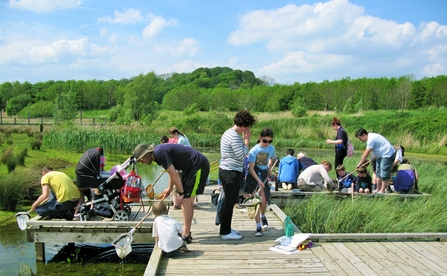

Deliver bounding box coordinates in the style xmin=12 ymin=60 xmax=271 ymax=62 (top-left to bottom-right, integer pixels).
xmin=311 ymin=233 xmax=447 ymax=241
xmin=145 ymin=245 xmax=162 ymax=276
xmin=27 ymin=220 xmax=154 ymax=227
xmin=333 ymin=242 xmax=379 ymax=276
xmin=317 ymin=242 xmax=363 ymax=275
xmin=397 ymin=241 xmax=447 ymax=275
xmin=368 ymin=241 xmax=422 ymax=276
xmin=310 ymin=244 xmax=347 ymax=275
xmin=33 ymin=231 xmax=153 ymax=243
xmin=416 ymin=241 xmax=447 ymax=270
xmin=351 ymin=242 xmax=406 ymax=275
xmin=381 ymin=241 xmax=433 ymax=276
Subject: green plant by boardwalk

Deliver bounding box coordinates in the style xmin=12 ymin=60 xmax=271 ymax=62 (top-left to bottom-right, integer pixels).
xmin=42 ymin=108 xmax=447 ymax=156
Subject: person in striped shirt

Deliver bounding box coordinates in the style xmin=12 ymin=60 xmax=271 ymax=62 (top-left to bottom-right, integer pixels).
xmin=218 ymin=110 xmax=256 ymax=240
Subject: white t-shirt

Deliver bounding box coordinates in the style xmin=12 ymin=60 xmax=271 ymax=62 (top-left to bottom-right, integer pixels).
xmin=153 ymin=215 xmax=184 ymax=253
xmin=298 ymin=164 xmax=334 ymax=187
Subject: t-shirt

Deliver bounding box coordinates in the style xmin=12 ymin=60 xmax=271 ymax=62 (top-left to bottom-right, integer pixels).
xmin=366 ymin=133 xmax=395 ymax=158
xmin=153 ymin=214 xmax=183 ymax=253
xmin=355 ymin=174 xmax=372 ymax=192
xmin=41 ymin=171 xmax=80 ymax=202
xmin=248 ymin=144 xmax=276 ymax=171
xmin=154 ymin=143 xmax=207 ymax=172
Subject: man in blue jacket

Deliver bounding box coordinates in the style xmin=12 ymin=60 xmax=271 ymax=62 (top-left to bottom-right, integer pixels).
xmin=278 ymin=149 xmax=301 ymax=190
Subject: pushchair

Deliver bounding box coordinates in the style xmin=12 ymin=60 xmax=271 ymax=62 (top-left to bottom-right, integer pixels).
xmin=75 ymin=147 xmax=135 ymax=221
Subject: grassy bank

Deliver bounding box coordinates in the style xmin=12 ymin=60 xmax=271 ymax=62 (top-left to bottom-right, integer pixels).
xmin=43 ymin=108 xmax=447 ymax=156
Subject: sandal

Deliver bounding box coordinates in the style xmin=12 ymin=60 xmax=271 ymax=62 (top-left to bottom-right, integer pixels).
xmin=182 ymin=234 xmax=193 ymax=244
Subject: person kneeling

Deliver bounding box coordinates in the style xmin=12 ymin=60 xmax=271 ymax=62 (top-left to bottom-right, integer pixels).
xmin=153 ymin=201 xmax=186 ymax=258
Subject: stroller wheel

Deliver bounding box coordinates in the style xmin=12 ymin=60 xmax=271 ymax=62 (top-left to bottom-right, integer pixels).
xmin=122 ymin=204 xmax=131 ymax=216
xmin=113 ymin=210 xmax=129 ymax=221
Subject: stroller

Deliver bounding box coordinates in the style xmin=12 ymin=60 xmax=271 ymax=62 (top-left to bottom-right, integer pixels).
xmin=75 ymin=147 xmax=135 ymax=221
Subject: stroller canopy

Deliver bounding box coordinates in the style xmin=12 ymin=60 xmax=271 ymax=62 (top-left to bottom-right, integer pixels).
xmin=76 ymin=147 xmax=104 ymax=179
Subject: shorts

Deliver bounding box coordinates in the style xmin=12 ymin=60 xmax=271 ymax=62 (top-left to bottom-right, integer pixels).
xmin=243 ymin=168 xmax=268 ymax=194
xmin=375 ymin=153 xmax=395 ymax=181
xmin=181 ymin=158 xmax=210 ymax=199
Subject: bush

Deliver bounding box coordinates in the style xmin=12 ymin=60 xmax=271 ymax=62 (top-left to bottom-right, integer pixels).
xmin=17 ymin=148 xmax=28 ymax=166
xmin=6 ymin=156 xmax=17 ymax=172
xmin=31 ymin=139 xmax=42 ymax=150
xmin=1 ymin=147 xmax=14 ymax=164
xmin=0 ymin=168 xmax=40 ymax=211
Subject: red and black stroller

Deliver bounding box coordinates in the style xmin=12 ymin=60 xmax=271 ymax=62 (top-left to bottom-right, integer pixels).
xmin=75 ymin=147 xmax=135 ymax=221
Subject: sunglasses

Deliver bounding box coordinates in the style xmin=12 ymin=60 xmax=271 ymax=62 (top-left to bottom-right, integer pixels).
xmin=262 ymin=139 xmax=273 ymax=144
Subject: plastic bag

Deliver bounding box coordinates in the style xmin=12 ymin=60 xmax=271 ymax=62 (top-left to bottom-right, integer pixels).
xmin=347 ymin=140 xmax=354 ymax=157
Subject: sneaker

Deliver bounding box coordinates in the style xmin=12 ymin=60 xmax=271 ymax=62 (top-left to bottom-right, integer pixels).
xmin=221 ymin=232 xmax=243 ymax=240
xmin=287 ymin=184 xmax=292 ymax=190
xmin=282 ymin=183 xmax=288 ymax=190
xmin=255 ymin=227 xmax=262 ymax=237
xmin=231 ymin=229 xmax=240 ymax=235
xmin=261 ymin=216 xmax=269 ymax=229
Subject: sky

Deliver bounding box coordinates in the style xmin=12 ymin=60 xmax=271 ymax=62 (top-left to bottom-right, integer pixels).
xmin=0 ymin=0 xmax=446 ymax=85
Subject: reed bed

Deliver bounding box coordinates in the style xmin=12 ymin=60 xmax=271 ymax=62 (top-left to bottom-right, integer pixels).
xmin=284 ymin=160 xmax=447 ymax=233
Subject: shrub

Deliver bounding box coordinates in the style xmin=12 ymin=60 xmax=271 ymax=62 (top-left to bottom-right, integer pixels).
xmin=31 ymin=139 xmax=42 ymax=150
xmin=17 ymin=148 xmax=28 ymax=166
xmin=6 ymin=156 xmax=17 ymax=172
xmin=0 ymin=168 xmax=40 ymax=211
xmin=1 ymin=147 xmax=14 ymax=164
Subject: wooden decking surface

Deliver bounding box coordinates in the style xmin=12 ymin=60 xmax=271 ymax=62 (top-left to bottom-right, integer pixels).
xmin=146 ymin=185 xmax=447 ymax=276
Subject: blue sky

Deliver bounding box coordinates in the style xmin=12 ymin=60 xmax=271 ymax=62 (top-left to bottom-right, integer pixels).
xmin=0 ymin=0 xmax=446 ymax=85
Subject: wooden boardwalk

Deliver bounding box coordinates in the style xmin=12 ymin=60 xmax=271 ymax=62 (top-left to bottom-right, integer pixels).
xmin=146 ymin=185 xmax=447 ymax=276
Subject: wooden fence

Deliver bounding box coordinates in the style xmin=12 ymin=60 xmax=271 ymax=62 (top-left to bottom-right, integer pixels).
xmin=0 ymin=115 xmax=108 ymax=126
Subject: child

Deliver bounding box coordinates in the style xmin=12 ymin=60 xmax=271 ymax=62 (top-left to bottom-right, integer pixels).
xmin=336 ymin=164 xmax=356 ymax=193
xmin=354 ymin=166 xmax=372 ymax=194
xmin=152 ymin=201 xmax=185 ymax=258
xmin=278 ymin=148 xmax=300 ymax=190
xmin=245 ymin=128 xmax=276 ymax=237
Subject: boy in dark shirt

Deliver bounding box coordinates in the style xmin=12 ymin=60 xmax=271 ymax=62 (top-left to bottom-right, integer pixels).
xmin=355 ymin=166 xmax=372 ymax=194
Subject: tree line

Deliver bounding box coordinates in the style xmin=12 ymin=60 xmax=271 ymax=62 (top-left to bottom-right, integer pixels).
xmin=0 ymin=66 xmax=446 ymax=123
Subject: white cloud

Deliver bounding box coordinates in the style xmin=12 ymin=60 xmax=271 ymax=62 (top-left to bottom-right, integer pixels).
xmin=0 ymin=38 xmax=114 ymax=65
xmin=228 ymin=0 xmax=419 ymax=52
xmin=9 ymin=0 xmax=81 ymax=13
xmin=142 ymin=14 xmax=177 ymax=38
xmin=98 ymin=8 xmax=144 ymax=24
xmin=153 ymin=38 xmax=200 ymax=57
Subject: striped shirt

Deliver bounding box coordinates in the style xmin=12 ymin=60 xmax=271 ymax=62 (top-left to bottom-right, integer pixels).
xmin=220 ymin=128 xmax=248 ymax=172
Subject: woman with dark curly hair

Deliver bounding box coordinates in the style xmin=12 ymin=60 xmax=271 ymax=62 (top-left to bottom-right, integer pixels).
xmin=218 ymin=110 xmax=256 ymax=240
xmin=326 ymin=117 xmax=348 ymax=177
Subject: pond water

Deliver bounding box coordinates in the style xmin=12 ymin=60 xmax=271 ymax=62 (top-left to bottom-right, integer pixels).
xmin=0 ymin=163 xmax=170 ymax=275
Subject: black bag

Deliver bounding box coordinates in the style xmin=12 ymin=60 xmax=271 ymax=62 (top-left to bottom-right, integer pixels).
xmin=211 ymin=189 xmax=220 ymax=206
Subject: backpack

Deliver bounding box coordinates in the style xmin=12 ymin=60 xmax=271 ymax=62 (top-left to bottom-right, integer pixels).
xmin=121 ymin=169 xmax=144 ymax=203
xmin=347 ymin=140 xmax=354 ymax=157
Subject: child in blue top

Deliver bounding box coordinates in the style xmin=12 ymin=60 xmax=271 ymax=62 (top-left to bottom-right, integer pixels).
xmin=245 ymin=128 xmax=276 ymax=237
xmin=336 ymin=164 xmax=356 ymax=193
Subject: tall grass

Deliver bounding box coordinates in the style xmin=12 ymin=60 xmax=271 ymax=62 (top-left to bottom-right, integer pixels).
xmin=0 ymin=168 xmax=41 ymax=211
xmin=285 ymin=160 xmax=447 ymax=233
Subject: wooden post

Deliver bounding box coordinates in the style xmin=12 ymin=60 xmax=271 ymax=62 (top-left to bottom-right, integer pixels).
xmin=35 ymin=242 xmax=45 ymax=262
